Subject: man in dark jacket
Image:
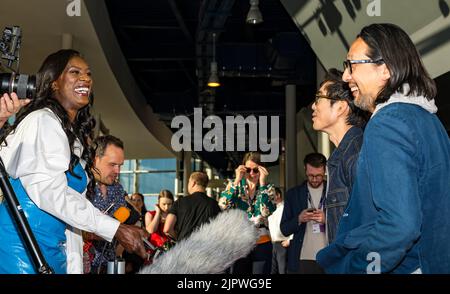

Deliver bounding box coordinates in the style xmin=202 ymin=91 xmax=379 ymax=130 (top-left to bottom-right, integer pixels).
xmin=281 ymin=153 xmax=327 ymax=274
xmin=311 ymin=68 xmax=369 ymax=243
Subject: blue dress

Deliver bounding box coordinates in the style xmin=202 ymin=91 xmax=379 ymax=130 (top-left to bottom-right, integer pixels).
xmin=0 ymin=162 xmax=87 ymax=274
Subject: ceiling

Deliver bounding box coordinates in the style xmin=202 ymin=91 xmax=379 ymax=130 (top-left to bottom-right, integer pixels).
xmin=102 ymin=0 xmax=450 ymax=175
xmin=103 ymin=0 xmax=318 ymax=175
xmin=100 ymin=0 xmax=450 ymax=174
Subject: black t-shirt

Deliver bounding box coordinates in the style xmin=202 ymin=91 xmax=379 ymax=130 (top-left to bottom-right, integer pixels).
xmin=169 ymin=192 xmax=221 ymax=241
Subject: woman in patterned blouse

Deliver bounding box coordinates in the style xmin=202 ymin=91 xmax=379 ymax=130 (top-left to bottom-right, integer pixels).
xmin=219 ymin=151 xmax=276 ymax=274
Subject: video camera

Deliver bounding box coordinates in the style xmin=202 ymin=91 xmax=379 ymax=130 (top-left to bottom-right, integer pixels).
xmin=0 ymin=26 xmax=36 ymax=99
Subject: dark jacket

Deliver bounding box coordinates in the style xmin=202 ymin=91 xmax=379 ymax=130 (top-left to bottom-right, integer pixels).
xmin=280 ymin=181 xmax=325 ymax=272
xmin=326 ymin=126 xmax=364 ymax=243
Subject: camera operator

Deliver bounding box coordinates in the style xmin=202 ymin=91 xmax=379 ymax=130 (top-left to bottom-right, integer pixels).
xmin=0 ymin=49 xmax=146 ymax=274
xmin=0 ymin=92 xmax=30 ymax=128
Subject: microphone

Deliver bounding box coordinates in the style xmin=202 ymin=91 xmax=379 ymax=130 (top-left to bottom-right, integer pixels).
xmin=113 ymin=206 xmax=130 ymax=223
xmin=139 ymin=209 xmax=258 ymax=274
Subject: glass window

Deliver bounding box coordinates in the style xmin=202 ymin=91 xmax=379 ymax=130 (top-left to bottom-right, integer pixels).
xmin=143 ymin=196 xmax=158 ymax=211
xmin=121 ymin=159 xmax=135 ymax=171
xmin=138 ymin=172 xmax=176 ymax=194
xmin=120 ymin=158 xmax=177 ymax=197
xmin=139 ymin=158 xmax=176 ymax=171
xmin=119 ymin=174 xmax=134 ymax=194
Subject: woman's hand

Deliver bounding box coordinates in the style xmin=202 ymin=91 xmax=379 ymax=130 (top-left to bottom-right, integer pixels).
xmin=258 ymin=166 xmax=269 ymax=186
xmin=234 ymin=165 xmax=246 ymax=186
xmin=154 ymin=204 xmax=161 ymax=215
xmin=115 ymin=224 xmax=148 ymax=259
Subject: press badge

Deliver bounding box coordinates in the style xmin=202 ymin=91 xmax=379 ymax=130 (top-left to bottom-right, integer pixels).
xmin=312 ymin=223 xmax=325 ymax=234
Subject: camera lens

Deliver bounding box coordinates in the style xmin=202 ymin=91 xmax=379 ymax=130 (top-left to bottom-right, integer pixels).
xmin=0 ymin=73 xmax=36 ymax=99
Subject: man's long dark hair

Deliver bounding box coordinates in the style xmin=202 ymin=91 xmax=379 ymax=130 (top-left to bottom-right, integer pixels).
xmin=358 ymin=23 xmax=437 ymax=105
xmin=0 ymin=49 xmax=96 ymax=195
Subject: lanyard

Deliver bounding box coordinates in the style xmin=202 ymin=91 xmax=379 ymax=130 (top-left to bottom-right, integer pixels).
xmin=307 ymin=189 xmax=325 ymax=210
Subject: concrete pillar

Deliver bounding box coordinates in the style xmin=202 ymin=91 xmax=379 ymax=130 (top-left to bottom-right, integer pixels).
xmin=175 ymin=156 xmax=181 ymax=197
xmin=279 ymin=139 xmax=286 ymax=192
xmin=318 ymin=132 xmax=331 ymax=159
xmin=183 ymin=151 xmax=192 ymax=195
xmin=285 ymin=84 xmax=297 ymax=190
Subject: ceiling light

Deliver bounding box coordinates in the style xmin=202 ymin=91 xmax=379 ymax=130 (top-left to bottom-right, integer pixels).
xmin=207 ymin=33 xmax=220 ymax=87
xmin=246 ymin=0 xmax=263 ymax=25
xmin=207 ymin=61 xmax=220 ymax=87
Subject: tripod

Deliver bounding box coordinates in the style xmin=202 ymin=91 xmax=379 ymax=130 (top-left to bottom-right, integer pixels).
xmin=0 ymin=158 xmax=54 ymax=274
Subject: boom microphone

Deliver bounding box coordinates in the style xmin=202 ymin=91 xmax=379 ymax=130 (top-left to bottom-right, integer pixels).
xmin=138 ymin=209 xmax=258 ymax=274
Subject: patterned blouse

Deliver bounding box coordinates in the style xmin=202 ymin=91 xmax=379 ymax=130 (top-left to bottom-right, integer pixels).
xmin=219 ymin=179 xmax=276 ymax=229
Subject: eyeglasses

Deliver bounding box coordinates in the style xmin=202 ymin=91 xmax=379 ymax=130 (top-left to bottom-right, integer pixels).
xmin=307 ymin=174 xmax=324 ymax=180
xmin=314 ymin=93 xmax=339 ymax=104
xmin=246 ymin=167 xmax=259 ymax=174
xmin=343 ymin=59 xmax=384 ymax=74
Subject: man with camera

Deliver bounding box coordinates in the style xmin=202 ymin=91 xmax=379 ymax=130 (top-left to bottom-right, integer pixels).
xmin=280 ymin=153 xmax=327 ymax=274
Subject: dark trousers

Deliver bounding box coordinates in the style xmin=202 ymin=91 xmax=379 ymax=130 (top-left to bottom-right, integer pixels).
xmin=271 ymin=242 xmax=288 ymax=274
xmin=287 ymin=260 xmax=325 ymax=274
xmin=230 ymin=242 xmax=272 ymax=274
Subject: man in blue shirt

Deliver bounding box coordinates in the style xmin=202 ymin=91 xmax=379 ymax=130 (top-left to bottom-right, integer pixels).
xmin=85 ymin=135 xmax=129 ymax=274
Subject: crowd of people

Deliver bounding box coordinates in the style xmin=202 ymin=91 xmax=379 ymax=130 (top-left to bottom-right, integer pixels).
xmin=0 ymin=22 xmax=448 ymax=274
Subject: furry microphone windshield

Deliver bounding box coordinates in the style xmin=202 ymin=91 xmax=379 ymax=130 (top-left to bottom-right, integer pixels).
xmin=139 ymin=209 xmax=258 ymax=274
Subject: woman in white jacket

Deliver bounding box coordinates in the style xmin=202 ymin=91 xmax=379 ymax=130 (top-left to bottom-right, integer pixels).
xmin=0 ymin=49 xmax=145 ymax=274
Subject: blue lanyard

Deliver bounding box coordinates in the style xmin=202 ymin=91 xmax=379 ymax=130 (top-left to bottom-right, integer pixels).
xmin=307 ymin=189 xmax=325 ymax=210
